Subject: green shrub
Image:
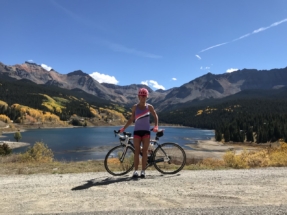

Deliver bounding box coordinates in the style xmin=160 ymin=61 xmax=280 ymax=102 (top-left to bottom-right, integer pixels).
xmin=20 ymin=142 xmax=54 ymax=163
xmin=0 ymin=143 xmax=12 ymax=156
xmin=71 ymin=119 xmax=82 ymax=126
xmin=14 ymin=131 xmax=22 ymax=142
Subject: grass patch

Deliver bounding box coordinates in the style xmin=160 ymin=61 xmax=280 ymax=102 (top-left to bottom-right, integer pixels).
xmin=223 ymin=140 xmax=287 ymax=169
xmin=0 ymin=160 xmax=105 ymax=175
xmin=184 ymin=157 xmax=228 ymax=170
xmin=0 ymin=142 xmax=105 ymax=175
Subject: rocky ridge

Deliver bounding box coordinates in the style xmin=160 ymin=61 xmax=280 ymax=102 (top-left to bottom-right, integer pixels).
xmin=1 ymin=61 xmax=287 ymax=111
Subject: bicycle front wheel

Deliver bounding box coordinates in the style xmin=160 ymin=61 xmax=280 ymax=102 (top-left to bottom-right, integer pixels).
xmin=104 ymin=145 xmax=135 ymax=176
xmin=153 ymin=142 xmax=186 ymax=174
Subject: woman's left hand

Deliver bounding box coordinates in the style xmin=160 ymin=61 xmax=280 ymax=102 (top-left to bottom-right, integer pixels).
xmin=152 ymin=126 xmax=158 ymax=132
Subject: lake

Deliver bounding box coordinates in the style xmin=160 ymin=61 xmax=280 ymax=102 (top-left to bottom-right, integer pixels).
xmin=1 ymin=126 xmax=214 ymax=161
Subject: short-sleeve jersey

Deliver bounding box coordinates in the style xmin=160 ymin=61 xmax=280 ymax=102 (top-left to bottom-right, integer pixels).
xmin=134 ymin=104 xmax=150 ymax=131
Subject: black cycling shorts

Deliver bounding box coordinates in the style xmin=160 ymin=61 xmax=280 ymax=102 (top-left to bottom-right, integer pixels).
xmin=133 ymin=130 xmax=150 ymax=139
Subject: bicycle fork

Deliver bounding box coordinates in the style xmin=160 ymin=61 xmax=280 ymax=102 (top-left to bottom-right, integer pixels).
xmin=119 ymin=145 xmax=130 ymax=163
xmin=119 ymin=149 xmax=126 ymax=163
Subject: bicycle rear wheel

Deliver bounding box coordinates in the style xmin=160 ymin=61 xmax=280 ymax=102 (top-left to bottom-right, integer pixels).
xmin=153 ymin=142 xmax=186 ymax=174
xmin=104 ymin=145 xmax=135 ymax=176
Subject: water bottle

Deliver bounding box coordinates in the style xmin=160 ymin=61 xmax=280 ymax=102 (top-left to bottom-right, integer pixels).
xmin=147 ymin=143 xmax=154 ymax=163
xmin=148 ymin=143 xmax=154 ymax=156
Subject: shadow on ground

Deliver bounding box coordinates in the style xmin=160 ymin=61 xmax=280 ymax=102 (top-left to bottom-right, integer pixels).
xmin=71 ymin=173 xmax=181 ymax=191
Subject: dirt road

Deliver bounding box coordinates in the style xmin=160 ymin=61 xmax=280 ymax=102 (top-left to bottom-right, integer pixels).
xmin=1 ymin=168 xmax=287 ymax=214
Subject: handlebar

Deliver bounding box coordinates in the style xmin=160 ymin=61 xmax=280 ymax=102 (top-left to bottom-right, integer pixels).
xmin=114 ymin=130 xmax=132 ymax=137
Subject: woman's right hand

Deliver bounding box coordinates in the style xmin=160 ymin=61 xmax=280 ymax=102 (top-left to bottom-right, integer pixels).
xmin=119 ymin=127 xmax=125 ymax=133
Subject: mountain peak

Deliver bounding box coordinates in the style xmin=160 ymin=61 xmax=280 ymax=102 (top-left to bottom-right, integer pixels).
xmin=67 ymin=70 xmax=89 ymax=77
xmin=24 ymin=61 xmax=39 ymax=66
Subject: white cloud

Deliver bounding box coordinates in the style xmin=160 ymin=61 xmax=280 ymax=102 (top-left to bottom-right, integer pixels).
xmin=195 ymin=55 xmax=201 ymax=60
xmin=172 ymin=78 xmax=177 ymax=81
xmin=41 ymin=64 xmax=52 ymax=71
xmin=141 ymin=80 xmax=165 ymax=90
xmin=199 ymin=18 xmax=287 ymax=53
xmin=141 ymin=80 xmax=149 ymax=86
xmin=90 ymin=72 xmax=119 ymax=84
xmin=226 ymin=68 xmax=239 ymax=73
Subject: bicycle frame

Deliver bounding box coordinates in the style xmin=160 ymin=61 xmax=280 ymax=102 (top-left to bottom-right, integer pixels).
xmin=115 ymin=131 xmax=171 ymax=167
xmin=147 ymin=141 xmax=171 ymax=167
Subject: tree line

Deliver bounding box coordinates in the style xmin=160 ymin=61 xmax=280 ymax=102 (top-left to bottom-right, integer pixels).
xmin=159 ymin=97 xmax=287 ymax=143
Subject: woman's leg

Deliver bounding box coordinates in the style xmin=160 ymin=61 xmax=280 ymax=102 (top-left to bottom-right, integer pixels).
xmin=133 ymin=138 xmax=141 ymax=171
xmin=141 ymin=137 xmax=150 ymax=171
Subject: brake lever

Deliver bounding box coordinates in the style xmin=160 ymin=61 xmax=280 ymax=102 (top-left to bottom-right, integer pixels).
xmin=114 ymin=130 xmax=118 ymax=137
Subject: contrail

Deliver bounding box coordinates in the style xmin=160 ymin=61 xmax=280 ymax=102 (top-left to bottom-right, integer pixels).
xmin=199 ymin=18 xmax=287 ymax=53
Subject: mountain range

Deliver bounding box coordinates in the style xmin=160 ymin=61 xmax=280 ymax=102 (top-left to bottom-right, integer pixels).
xmin=1 ymin=61 xmax=287 ymax=111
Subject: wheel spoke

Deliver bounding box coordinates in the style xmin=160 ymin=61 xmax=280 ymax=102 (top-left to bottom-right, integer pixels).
xmin=104 ymin=146 xmax=134 ymax=176
xmin=153 ymin=143 xmax=186 ymax=174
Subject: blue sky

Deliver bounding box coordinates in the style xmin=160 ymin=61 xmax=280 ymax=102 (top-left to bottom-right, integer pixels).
xmin=1 ymin=0 xmax=287 ymax=90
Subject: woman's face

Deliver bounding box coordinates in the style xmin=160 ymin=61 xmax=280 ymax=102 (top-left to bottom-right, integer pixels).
xmin=138 ymin=95 xmax=147 ymax=101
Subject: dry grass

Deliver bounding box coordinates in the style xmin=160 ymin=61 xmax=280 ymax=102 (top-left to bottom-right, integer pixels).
xmin=0 ymin=142 xmax=103 ymax=175
xmin=184 ymin=140 xmax=287 ymax=170
xmin=184 ymin=157 xmax=227 ymax=170
xmin=0 ymin=159 xmax=105 ymax=175
xmin=1 ymin=140 xmax=287 ymax=175
xmin=223 ymin=140 xmax=287 ymax=169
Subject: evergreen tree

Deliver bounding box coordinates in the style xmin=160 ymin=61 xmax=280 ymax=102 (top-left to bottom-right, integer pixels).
xmin=246 ymin=127 xmax=254 ymax=142
xmin=224 ymin=128 xmax=230 ymax=142
xmin=215 ymin=129 xmax=222 ymax=141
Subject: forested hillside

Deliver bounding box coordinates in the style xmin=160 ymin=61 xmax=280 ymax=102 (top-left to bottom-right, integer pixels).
xmin=2 ymin=71 xmax=287 ymax=144
xmin=159 ymin=88 xmax=287 ymax=143
xmin=0 ymin=76 xmax=130 ymax=127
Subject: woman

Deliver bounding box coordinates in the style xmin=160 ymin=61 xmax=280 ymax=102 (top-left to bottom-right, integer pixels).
xmin=119 ymin=88 xmax=158 ymax=178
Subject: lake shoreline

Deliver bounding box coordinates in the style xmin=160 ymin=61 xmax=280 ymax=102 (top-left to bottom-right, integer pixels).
xmin=1 ymin=125 xmax=197 ymax=152
xmin=2 ymin=138 xmax=265 ymax=160
xmin=1 ymin=126 xmax=266 ymax=160
xmin=0 ymin=141 xmax=30 ymax=149
xmin=185 ymin=138 xmax=269 ymax=159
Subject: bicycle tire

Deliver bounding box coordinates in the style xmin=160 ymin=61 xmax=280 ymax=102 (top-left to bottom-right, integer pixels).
xmin=104 ymin=145 xmax=135 ymax=176
xmin=153 ymin=142 xmax=186 ymax=174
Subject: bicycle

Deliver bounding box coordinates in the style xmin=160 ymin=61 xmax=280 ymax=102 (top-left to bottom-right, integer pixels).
xmin=104 ymin=129 xmax=186 ymax=176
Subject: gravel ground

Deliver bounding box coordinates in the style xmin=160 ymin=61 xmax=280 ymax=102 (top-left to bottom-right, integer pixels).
xmin=1 ymin=168 xmax=287 ymax=215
